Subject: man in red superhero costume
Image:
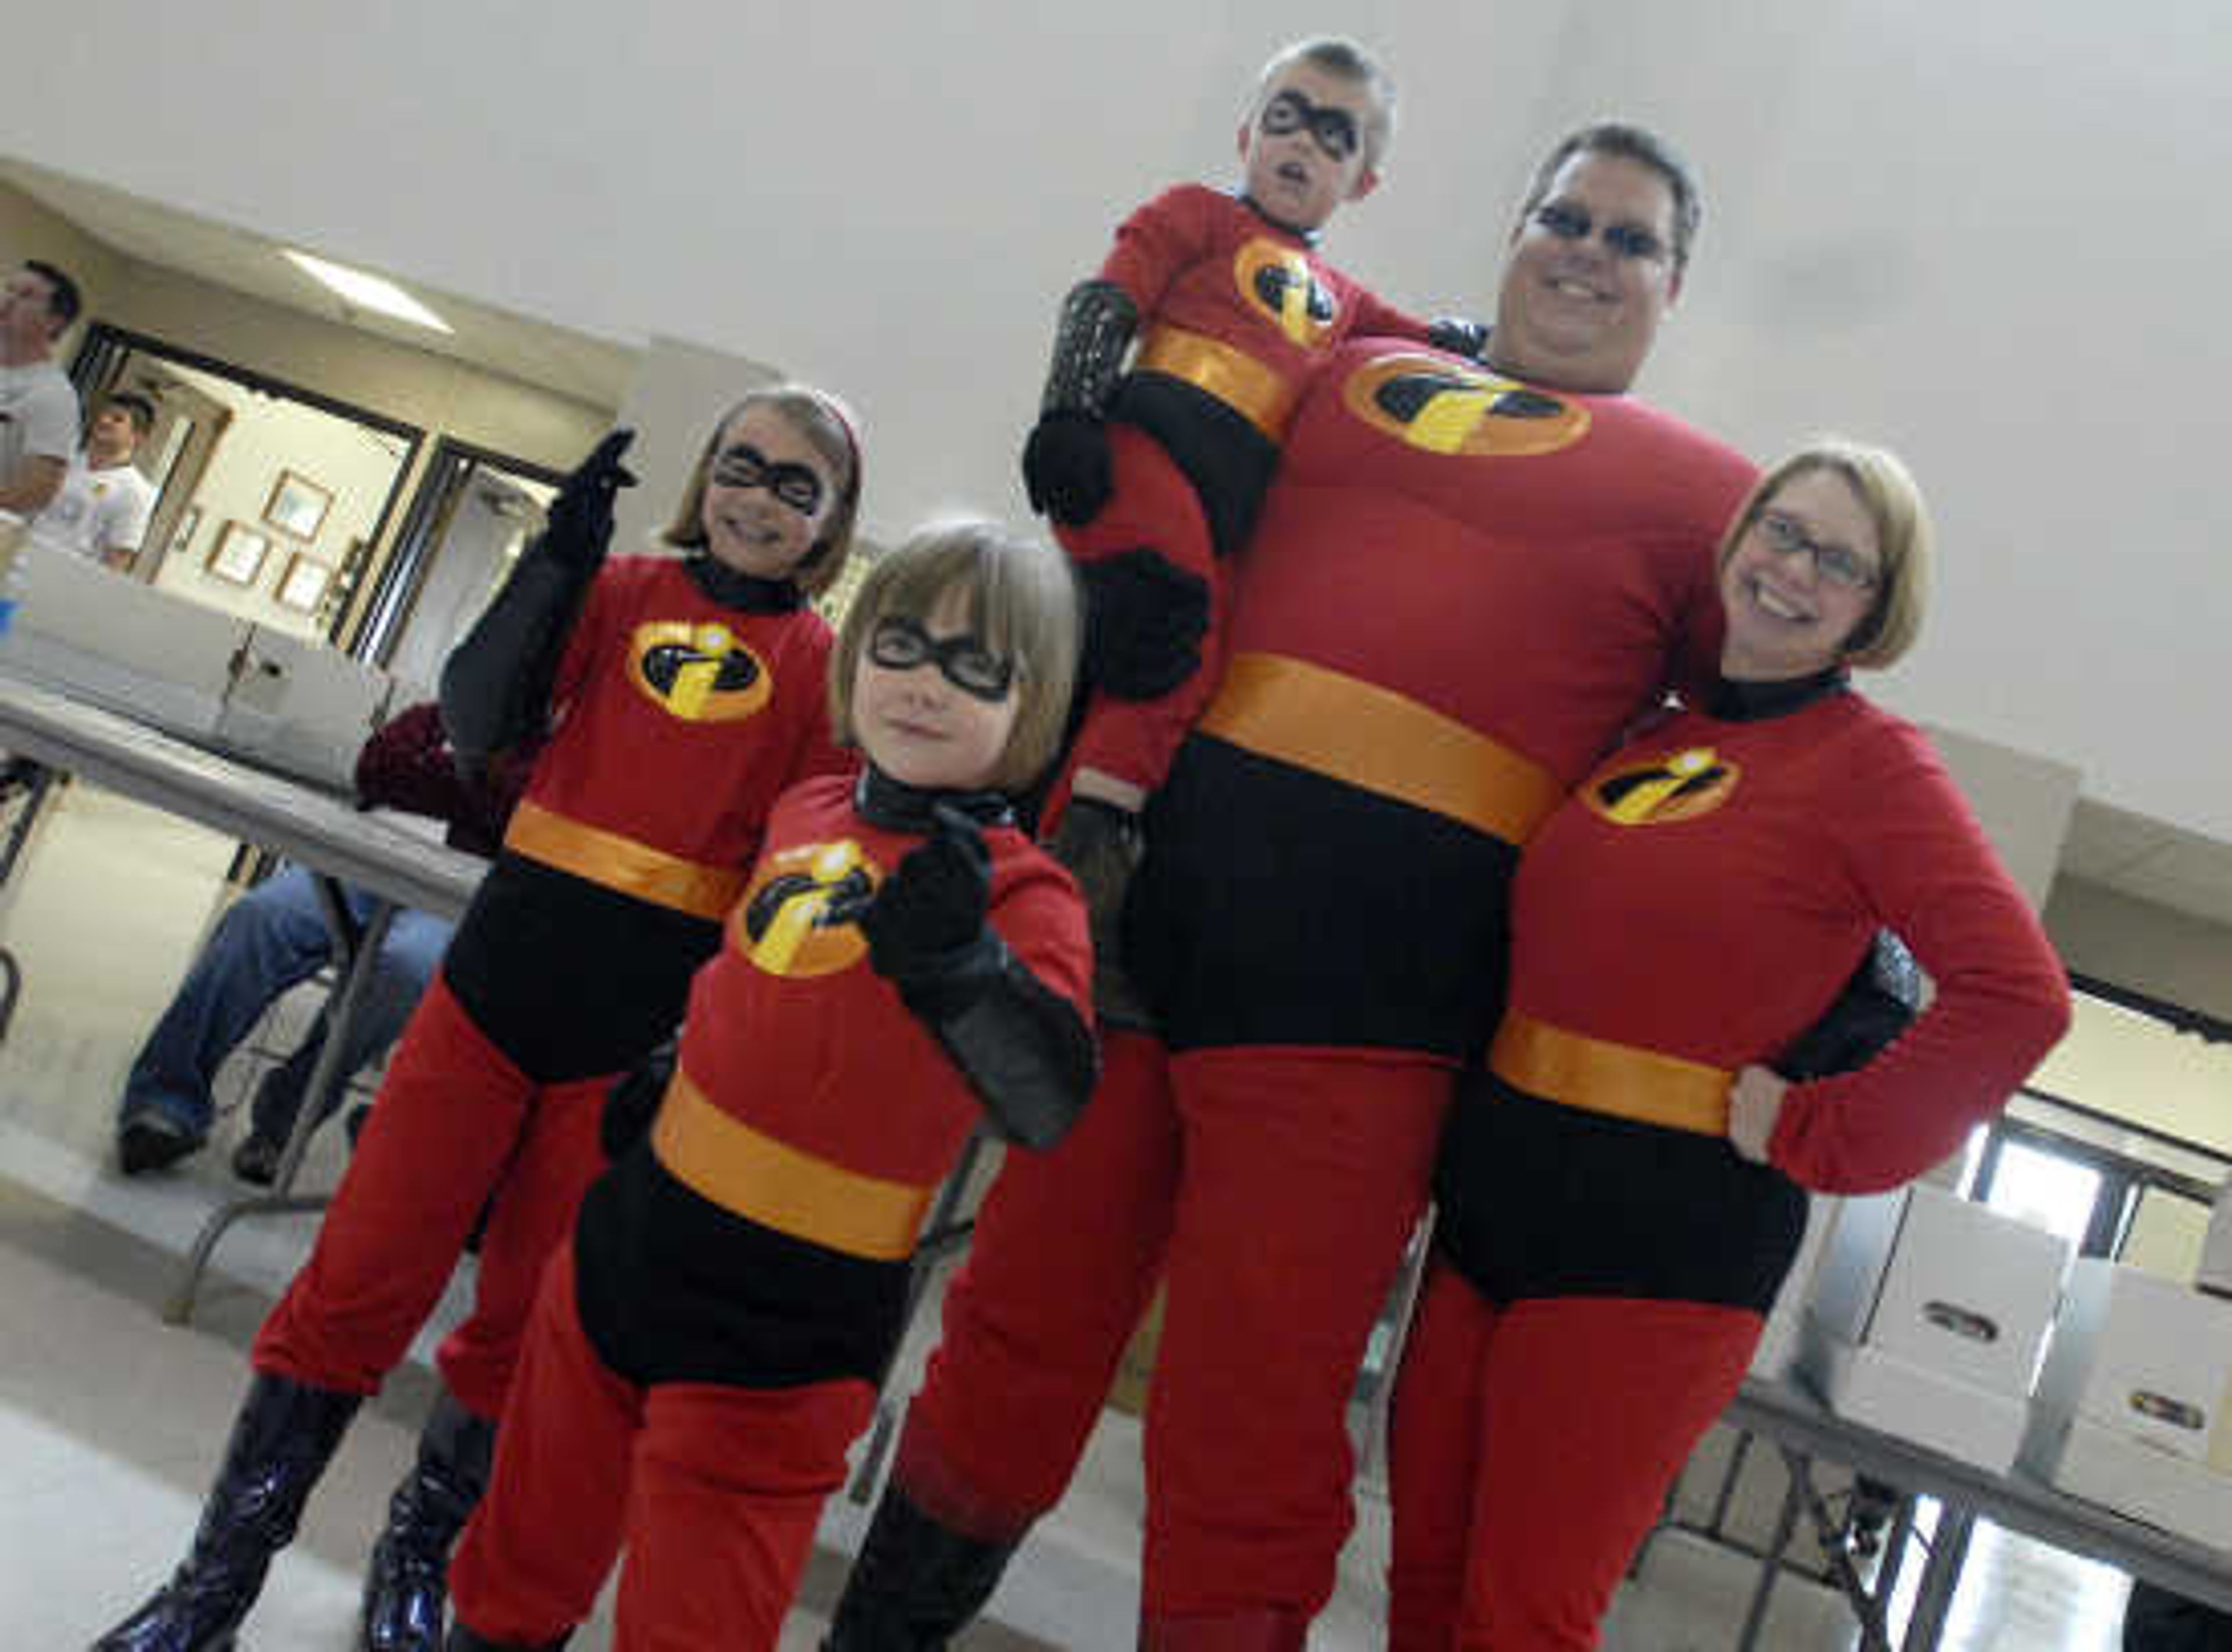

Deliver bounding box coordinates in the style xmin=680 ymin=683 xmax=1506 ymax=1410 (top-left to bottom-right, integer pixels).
xmin=827 ymin=123 xmax=1762 ymax=1647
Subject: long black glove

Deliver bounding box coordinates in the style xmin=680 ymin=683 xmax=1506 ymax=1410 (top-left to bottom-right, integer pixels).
xmin=1024 ymin=412 xmax=1115 ymax=527
xmin=1425 ymin=316 xmax=1491 ymax=362
xmin=858 ymin=804 xmax=1096 ymax=1149
xmin=1076 ymin=549 xmax=1211 ymax=701
xmin=1021 ymin=279 xmax=1139 ymax=527
xmin=1776 ymin=931 xmax=1923 ymax=1082
xmin=602 ymin=1036 xmax=675 ymax=1160
xmin=441 ymin=429 xmax=638 ymax=757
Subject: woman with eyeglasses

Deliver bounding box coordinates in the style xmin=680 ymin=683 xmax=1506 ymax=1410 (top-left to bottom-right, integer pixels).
xmin=1385 ymin=438 xmax=2072 ymax=1651
xmin=95 ymin=387 xmax=863 ymax=1652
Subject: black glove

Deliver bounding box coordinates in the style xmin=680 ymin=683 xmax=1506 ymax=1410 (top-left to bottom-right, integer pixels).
xmin=602 ymin=1039 xmax=676 ymax=1160
xmin=1776 ymin=931 xmax=1923 ymax=1082
xmin=859 ymin=804 xmax=998 ymax=1016
xmin=1077 ymin=549 xmax=1211 ymax=700
xmin=543 ymin=428 xmax=638 ymax=571
xmin=1022 ymin=411 xmax=1115 ymax=527
xmin=1425 ymin=316 xmax=1491 ymax=362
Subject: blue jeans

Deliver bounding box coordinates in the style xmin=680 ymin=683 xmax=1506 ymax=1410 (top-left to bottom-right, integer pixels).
xmin=120 ymin=866 xmax=453 ymax=1142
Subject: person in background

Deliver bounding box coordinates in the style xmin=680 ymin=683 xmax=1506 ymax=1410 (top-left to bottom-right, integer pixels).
xmin=0 ymin=259 xmax=82 ymax=518
xmin=112 ymin=702 xmax=531 ymax=1184
xmin=1386 ymin=439 xmax=2072 ymax=1650
xmin=446 ymin=520 xmax=1093 ymax=1652
xmin=31 ymin=389 xmax=157 ymax=569
xmin=92 ymin=382 xmax=861 ymax=1652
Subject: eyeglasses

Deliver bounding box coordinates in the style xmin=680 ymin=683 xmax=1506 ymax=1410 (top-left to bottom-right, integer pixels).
xmin=1530 ymin=201 xmax=1668 ymax=263
xmin=1755 ymin=509 xmax=1882 ymax=591
xmin=710 ymin=442 xmax=826 ymax=516
xmin=1258 ymin=89 xmax=1362 ymax=163
xmin=868 ymin=616 xmax=1015 ymax=701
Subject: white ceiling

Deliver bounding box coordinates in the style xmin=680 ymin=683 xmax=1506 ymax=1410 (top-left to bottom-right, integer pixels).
xmin=1 ymin=1 xmax=2227 ymax=931
xmin=0 ymin=160 xmax=634 ymax=410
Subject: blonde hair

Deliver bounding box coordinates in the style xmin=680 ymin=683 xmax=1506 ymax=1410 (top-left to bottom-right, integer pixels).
xmin=1718 ymin=438 xmax=1934 ymax=669
xmin=829 ymin=521 xmax=1081 ymax=795
xmin=1249 ymin=36 xmax=1398 ymax=170
xmin=661 ymin=382 xmax=863 ymax=600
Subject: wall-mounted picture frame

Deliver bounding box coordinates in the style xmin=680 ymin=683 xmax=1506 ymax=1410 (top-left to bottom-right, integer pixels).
xmin=166 ymin=503 xmax=204 ymax=562
xmin=277 ymin=552 xmax=333 ymax=613
xmin=204 ymin=521 xmax=270 ymax=585
xmin=263 ymin=469 xmax=333 ymax=541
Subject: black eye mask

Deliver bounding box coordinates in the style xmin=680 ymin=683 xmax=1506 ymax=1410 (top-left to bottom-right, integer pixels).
xmin=1258 ymin=89 xmax=1361 ymax=162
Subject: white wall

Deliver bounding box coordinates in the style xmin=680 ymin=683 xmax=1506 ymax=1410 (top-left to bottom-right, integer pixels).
xmin=1 ymin=2 xmax=2227 ymax=842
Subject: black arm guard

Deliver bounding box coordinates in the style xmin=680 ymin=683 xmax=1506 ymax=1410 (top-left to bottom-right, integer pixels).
xmin=1425 ymin=316 xmax=1491 ymax=363
xmin=1776 ymin=931 xmax=1923 ymax=1082
xmin=897 ymin=930 xmax=1099 ymax=1152
xmin=1042 ymin=279 xmax=1140 ymax=418
xmin=438 ymin=535 xmax=598 ymax=760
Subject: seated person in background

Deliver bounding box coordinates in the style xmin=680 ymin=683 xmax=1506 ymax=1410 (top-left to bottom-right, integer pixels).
xmin=116 ymin=701 xmax=530 ymax=1179
xmin=28 ymin=390 xmax=158 ymax=570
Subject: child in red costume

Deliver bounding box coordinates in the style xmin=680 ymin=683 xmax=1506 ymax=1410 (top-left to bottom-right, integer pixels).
xmin=93 ymin=384 xmax=864 ymax=1652
xmin=1024 ymin=35 xmax=1482 ymax=1018
xmin=443 ymin=521 xmax=1094 ymax=1652
xmin=1389 ymin=442 xmax=2072 ymax=1650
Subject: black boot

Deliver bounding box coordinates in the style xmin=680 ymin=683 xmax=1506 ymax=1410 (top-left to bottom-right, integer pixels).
xmin=822 ymin=1486 xmax=1021 ymax=1651
xmin=92 ymin=1371 xmax=363 ymax=1651
xmin=444 ymin=1625 xmax=570 ymax=1651
xmin=361 ymin=1387 xmax=497 ymax=1652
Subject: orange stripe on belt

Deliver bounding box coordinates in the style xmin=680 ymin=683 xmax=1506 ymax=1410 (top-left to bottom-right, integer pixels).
xmin=1135 ymin=326 xmax=1299 ymax=442
xmin=1197 ymin=652 xmax=1565 ymax=846
xmin=505 ymin=799 xmax=747 ymax=921
xmin=652 ymin=1071 xmax=934 ymax=1261
xmin=1490 ymin=1011 xmax=1733 ymax=1136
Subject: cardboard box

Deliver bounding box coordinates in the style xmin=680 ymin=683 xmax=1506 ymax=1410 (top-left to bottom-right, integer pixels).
xmin=211 ymin=625 xmax=398 ymax=792
xmin=2022 ymin=1410 xmax=2232 ymax=1553
xmin=2033 ymin=1258 xmax=2232 ymax=1472
xmin=1809 ymin=1182 xmax=2069 ymax=1398
xmin=1797 ymin=1313 xmax=2030 ymax=1473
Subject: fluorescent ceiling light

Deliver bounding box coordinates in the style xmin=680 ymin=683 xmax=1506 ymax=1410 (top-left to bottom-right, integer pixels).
xmin=281 ymin=249 xmax=453 ymax=334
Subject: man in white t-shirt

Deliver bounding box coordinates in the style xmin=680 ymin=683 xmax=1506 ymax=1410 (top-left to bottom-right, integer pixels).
xmin=32 ymin=391 xmax=157 ymax=568
xmin=0 ymin=260 xmax=83 ymax=519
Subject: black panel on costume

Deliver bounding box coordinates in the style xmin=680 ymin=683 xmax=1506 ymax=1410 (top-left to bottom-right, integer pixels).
xmin=441 ymin=853 xmax=722 ymax=1082
xmin=573 ymin=1149 xmax=910 ymax=1390
xmin=1433 ymin=1072 xmax=1809 ymax=1313
xmin=1128 ymin=734 xmax=1518 ymax=1059
xmin=1109 ymin=374 xmax=1279 ymax=562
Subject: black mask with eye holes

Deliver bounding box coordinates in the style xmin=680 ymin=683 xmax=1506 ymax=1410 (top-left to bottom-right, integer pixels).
xmin=1258 ymin=88 xmax=1362 ymax=162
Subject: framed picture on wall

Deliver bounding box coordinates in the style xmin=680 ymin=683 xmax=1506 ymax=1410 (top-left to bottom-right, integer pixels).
xmin=166 ymin=503 xmax=204 ymax=562
xmin=204 ymin=521 xmax=270 ymax=585
xmin=263 ymin=469 xmax=333 ymax=541
xmin=277 ymin=553 xmax=333 ymax=613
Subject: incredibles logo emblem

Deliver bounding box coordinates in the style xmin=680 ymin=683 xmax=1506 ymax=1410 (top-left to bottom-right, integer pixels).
xmin=626 ymin=621 xmax=772 ymax=723
xmin=1584 ymin=747 xmax=1739 ymax=827
xmin=1235 ymin=239 xmax=1339 ymax=348
xmin=733 ymin=839 xmax=879 ymax=977
xmin=1341 ymin=353 xmax=1591 ymax=457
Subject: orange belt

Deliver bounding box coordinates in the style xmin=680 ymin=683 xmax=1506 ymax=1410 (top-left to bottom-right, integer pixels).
xmin=1490 ymin=1011 xmax=1733 ymax=1136
xmin=1135 ymin=326 xmax=1299 ymax=442
xmin=652 ymin=1070 xmax=933 ymax=1261
xmin=505 ymin=799 xmax=747 ymax=921
xmin=1197 ymin=652 xmax=1565 ymax=846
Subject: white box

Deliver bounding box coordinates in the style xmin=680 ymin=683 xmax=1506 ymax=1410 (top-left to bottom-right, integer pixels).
xmin=1809 ymin=1182 xmax=2069 ymax=1398
xmin=2201 ymin=1179 xmax=2232 ymax=1301
xmin=210 ymin=625 xmax=397 ymax=793
xmin=2022 ymin=1410 xmax=2232 ymax=1553
xmin=2033 ymin=1258 xmax=2232 ymax=1472
xmin=1797 ymin=1313 xmax=2030 ymax=1473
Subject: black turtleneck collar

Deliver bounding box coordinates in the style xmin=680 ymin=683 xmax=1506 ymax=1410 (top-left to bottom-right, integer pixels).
xmin=1708 ymin=664 xmax=1851 ymax=723
xmin=1236 ymin=191 xmax=1319 ymax=247
xmin=854 ymin=764 xmax=1015 ymax=835
xmin=684 ymin=552 xmax=806 ymax=613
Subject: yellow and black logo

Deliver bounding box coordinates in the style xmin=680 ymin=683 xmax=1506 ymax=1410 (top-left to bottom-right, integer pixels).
xmin=627 ymin=621 xmax=772 ymax=723
xmin=733 ymin=839 xmax=879 ymax=978
xmin=1584 ymin=747 xmax=1739 ymax=827
xmin=1235 ymin=239 xmax=1339 ymax=349
xmin=1341 ymin=352 xmax=1591 ymax=457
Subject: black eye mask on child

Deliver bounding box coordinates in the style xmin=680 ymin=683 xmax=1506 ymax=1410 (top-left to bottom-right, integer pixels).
xmin=1258 ymin=90 xmax=1362 ymax=162
xmin=711 ymin=442 xmax=825 ymax=516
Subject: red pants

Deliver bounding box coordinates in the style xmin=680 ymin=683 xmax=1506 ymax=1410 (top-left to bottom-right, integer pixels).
xmin=1060 ymin=425 xmax=1231 ymax=802
xmin=901 ymin=1031 xmax=1450 ymax=1620
xmin=449 ymin=1242 xmax=874 ymax=1650
xmin=1386 ymin=1264 xmax=1761 ymax=1650
xmin=252 ymin=976 xmax=611 ymax=1419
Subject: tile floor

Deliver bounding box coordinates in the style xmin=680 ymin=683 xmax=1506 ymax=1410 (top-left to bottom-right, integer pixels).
xmin=0 ymin=778 xmax=2139 ymax=1648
